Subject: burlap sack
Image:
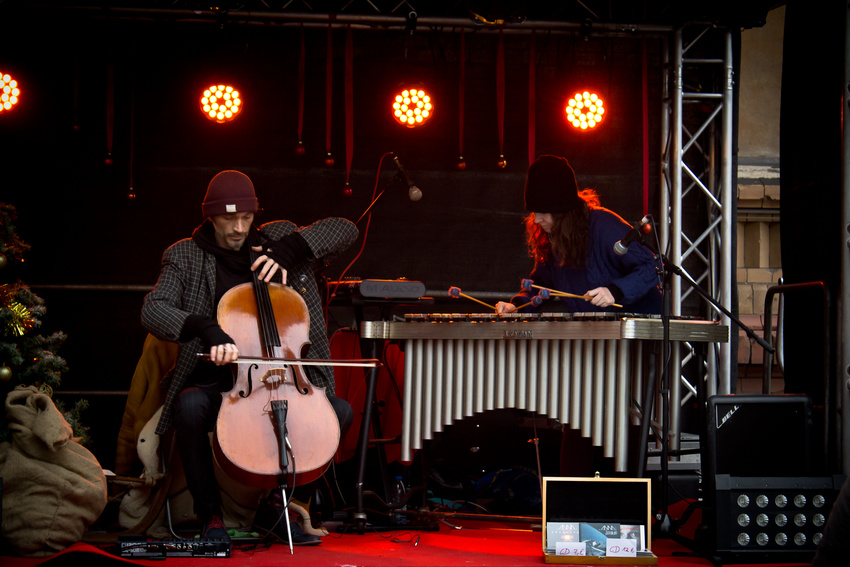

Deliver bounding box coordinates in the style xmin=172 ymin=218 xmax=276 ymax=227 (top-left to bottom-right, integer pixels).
xmin=0 ymin=385 xmax=107 ymax=557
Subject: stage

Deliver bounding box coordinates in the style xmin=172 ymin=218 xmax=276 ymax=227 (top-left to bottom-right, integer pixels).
xmin=0 ymin=517 xmax=814 ymax=567
xmin=1 ymin=376 xmax=829 ymax=567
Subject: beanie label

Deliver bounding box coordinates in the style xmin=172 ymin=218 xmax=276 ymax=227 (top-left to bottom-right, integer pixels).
xmin=226 ymin=204 xmax=237 ymax=213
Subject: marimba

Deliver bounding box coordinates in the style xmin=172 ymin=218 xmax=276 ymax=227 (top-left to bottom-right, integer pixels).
xmin=360 ymin=312 xmax=728 ymax=472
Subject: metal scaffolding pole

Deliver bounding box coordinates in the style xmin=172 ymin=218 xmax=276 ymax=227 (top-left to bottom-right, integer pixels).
xmin=719 ymin=31 xmax=734 ymax=396
xmin=842 ymin=2 xmax=850 ymax=475
xmin=668 ymin=27 xmax=684 ymax=454
xmin=662 ymin=25 xmax=733 ymax=456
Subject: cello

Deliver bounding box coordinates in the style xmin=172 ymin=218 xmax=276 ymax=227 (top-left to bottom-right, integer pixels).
xmin=211 ymin=258 xmax=342 ymax=489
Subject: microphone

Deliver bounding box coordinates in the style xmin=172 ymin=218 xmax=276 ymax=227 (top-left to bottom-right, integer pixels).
xmin=614 ymin=216 xmax=651 ymax=255
xmin=392 ymin=155 xmax=423 ymax=201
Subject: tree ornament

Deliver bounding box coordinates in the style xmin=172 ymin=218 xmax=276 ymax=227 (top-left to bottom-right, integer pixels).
xmin=0 ymin=253 xmax=6 ymax=269
xmin=324 ymin=152 xmax=335 ymax=167
xmin=295 ymin=141 xmax=306 ymax=156
xmin=6 ymin=300 xmax=34 ymax=337
xmin=0 ymin=365 xmax=11 ymax=382
xmin=342 ymin=183 xmax=353 ymax=198
xmin=457 ymin=156 xmax=467 ymax=171
xmin=105 ymin=152 xmax=113 ymax=166
xmin=497 ymin=155 xmax=507 ymax=169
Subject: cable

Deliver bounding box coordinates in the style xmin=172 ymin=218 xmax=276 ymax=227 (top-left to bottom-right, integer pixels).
xmin=327 ymin=151 xmax=395 ymax=306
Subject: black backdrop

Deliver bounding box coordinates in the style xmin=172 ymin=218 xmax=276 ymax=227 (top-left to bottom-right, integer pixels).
xmin=0 ymin=3 xmax=783 ymax=476
xmin=779 ymin=1 xmax=845 ymax=472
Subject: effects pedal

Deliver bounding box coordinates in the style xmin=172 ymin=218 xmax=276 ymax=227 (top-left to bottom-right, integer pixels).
xmin=116 ymin=535 xmax=231 ymax=558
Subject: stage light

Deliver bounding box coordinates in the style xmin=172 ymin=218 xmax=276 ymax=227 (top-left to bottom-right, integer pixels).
xmin=392 ymin=87 xmax=433 ymax=128
xmin=0 ymin=72 xmax=21 ymax=114
xmin=565 ymin=91 xmax=605 ymax=130
xmin=200 ymin=84 xmax=242 ymax=123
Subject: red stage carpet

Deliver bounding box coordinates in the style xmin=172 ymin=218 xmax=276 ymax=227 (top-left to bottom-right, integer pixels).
xmin=0 ymin=522 xmax=813 ymax=567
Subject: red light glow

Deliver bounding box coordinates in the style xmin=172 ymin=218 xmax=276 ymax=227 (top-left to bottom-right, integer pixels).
xmin=201 ymin=84 xmax=242 ymax=123
xmin=392 ymin=88 xmax=433 ymax=128
xmin=0 ymin=72 xmax=21 ymax=114
xmin=566 ymin=91 xmax=605 ymax=130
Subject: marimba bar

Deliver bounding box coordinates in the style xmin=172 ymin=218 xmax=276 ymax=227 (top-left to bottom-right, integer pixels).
xmin=360 ymin=313 xmax=728 ymax=472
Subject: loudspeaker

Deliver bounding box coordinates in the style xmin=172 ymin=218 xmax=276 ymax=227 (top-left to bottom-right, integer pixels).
xmin=703 ymin=395 xmax=843 ymax=563
xmin=706 ymin=394 xmax=813 ymax=480
xmin=711 ymin=474 xmax=843 ymax=562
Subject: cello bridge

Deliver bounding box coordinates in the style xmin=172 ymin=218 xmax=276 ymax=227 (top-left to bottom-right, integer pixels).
xmin=260 ymin=367 xmax=290 ymax=386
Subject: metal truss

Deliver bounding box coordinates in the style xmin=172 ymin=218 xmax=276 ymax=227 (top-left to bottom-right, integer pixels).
xmin=658 ymin=24 xmax=734 ymax=452
xmin=842 ymin=2 xmax=850 ymax=475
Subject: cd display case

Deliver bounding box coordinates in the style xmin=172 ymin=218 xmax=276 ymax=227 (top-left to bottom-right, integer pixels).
xmin=542 ymin=476 xmax=658 ymax=565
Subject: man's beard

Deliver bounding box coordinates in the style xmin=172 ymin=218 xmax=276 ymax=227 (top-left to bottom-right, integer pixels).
xmin=222 ymin=233 xmax=247 ymax=250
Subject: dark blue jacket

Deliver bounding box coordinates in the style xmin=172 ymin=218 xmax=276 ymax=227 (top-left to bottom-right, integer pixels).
xmin=511 ymin=208 xmax=662 ymax=314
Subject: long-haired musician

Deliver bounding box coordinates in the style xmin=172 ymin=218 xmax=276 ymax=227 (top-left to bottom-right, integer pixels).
xmin=495 ymin=154 xmax=662 ymax=315
xmin=494 ymin=154 xmax=663 ymax=477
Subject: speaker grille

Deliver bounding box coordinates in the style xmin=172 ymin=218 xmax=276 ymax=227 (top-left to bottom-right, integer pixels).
xmin=713 ymin=475 xmax=841 ymax=558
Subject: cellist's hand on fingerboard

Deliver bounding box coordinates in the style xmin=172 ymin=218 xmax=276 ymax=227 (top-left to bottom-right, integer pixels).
xmin=251 ymin=246 xmax=286 ymax=283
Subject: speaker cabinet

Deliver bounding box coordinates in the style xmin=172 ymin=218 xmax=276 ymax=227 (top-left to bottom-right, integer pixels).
xmin=703 ymin=395 xmax=843 ymax=563
xmin=706 ymin=394 xmax=813 ymax=479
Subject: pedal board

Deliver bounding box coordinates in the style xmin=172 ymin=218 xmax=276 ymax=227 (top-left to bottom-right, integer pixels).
xmin=117 ymin=535 xmax=231 ymax=558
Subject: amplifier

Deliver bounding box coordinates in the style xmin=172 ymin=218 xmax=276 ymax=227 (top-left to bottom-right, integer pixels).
xmin=117 ymin=536 xmax=231 ymax=558
xmin=702 ymin=394 xmax=841 ymax=562
xmin=705 ymin=394 xmax=814 ymax=479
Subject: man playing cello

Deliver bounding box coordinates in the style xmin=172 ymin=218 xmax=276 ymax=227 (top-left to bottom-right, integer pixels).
xmin=141 ymin=170 xmax=358 ymax=544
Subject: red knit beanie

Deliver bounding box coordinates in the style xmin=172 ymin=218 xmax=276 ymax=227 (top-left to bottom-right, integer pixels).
xmin=202 ymin=170 xmax=259 ymax=217
xmin=523 ymin=155 xmax=582 ymax=213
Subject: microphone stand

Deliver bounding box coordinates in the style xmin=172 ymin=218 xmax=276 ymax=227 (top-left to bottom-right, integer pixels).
xmin=356 ymin=174 xmax=402 ymax=225
xmin=631 ymin=232 xmax=773 ymax=550
xmin=330 ymin=152 xmax=408 ymax=304
xmin=270 ymin=399 xmax=295 ymax=554
xmin=332 ymin=152 xmax=436 ymax=534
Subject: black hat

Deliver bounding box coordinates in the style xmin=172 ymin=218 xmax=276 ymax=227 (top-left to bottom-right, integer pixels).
xmin=202 ymin=170 xmax=259 ymax=217
xmin=523 ymin=155 xmax=582 ymax=213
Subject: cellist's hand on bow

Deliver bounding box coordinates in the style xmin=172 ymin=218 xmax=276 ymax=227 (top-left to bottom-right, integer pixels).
xmin=209 ymin=342 xmax=239 ymax=366
xmin=250 ymin=247 xmax=285 ymax=284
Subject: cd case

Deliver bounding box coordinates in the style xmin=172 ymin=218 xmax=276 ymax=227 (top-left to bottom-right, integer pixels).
xmin=542 ymin=476 xmax=657 ymax=565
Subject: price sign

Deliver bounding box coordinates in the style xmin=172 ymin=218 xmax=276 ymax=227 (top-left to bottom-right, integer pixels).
xmin=606 ymin=538 xmax=637 ymax=557
xmin=555 ymin=542 xmax=587 ymax=556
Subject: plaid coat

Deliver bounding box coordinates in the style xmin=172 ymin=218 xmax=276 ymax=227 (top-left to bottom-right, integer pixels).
xmin=141 ymin=217 xmax=358 ymax=435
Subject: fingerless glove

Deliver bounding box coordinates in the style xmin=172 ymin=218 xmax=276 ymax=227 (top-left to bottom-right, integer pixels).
xmin=181 ymin=314 xmax=235 ymax=347
xmin=263 ymin=232 xmax=311 ymax=271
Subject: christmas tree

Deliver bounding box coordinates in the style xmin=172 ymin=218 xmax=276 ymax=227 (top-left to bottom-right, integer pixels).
xmin=0 ymin=203 xmax=89 ymax=445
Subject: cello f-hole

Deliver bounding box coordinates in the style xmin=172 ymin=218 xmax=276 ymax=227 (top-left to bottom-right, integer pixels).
xmin=239 ymin=362 xmax=260 ymax=398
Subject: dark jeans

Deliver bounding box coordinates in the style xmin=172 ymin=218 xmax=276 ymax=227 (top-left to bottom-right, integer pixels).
xmin=173 ymin=383 xmax=354 ymax=519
